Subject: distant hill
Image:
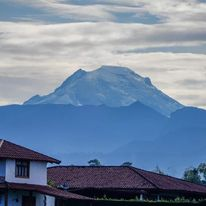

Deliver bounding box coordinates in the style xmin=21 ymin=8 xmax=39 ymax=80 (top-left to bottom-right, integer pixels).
xmin=24 ymin=65 xmax=183 ymax=116
xmin=0 ymin=103 xmax=205 ymax=176
xmin=111 ymin=107 xmax=206 ymax=176
xmin=0 ymin=102 xmax=167 ymax=154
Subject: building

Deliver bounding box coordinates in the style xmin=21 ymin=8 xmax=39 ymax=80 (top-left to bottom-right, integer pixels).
xmin=0 ymin=140 xmax=90 ymax=206
xmin=48 ymin=166 xmax=206 ymax=201
xmin=2 ymin=139 xmax=206 ymax=206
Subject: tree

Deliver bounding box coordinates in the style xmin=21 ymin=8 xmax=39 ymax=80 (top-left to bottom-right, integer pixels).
xmin=198 ymin=163 xmax=206 ymax=180
xmin=121 ymin=161 xmax=132 ymax=166
xmin=153 ymin=165 xmax=165 ymax=175
xmin=183 ymin=167 xmax=201 ymax=184
xmin=88 ymin=159 xmax=101 ymax=166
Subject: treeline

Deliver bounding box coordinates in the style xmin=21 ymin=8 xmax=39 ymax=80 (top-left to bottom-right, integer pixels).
xmin=183 ymin=163 xmax=206 ymax=184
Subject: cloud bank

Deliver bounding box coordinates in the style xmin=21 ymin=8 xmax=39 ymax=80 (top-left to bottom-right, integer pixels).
xmin=0 ymin=0 xmax=205 ymax=108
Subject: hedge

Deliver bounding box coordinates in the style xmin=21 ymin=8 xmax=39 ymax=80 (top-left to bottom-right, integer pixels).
xmin=59 ymin=199 xmax=206 ymax=206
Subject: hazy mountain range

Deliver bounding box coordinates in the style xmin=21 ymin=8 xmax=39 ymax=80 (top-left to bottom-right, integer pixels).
xmin=0 ymin=66 xmax=205 ymax=177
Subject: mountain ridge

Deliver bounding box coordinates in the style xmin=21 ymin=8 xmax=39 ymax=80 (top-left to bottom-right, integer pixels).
xmin=24 ymin=65 xmax=183 ymax=116
xmin=0 ymin=103 xmax=205 ymax=176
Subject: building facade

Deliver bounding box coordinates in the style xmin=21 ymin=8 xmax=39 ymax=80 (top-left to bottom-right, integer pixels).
xmin=2 ymin=138 xmax=206 ymax=206
xmin=0 ymin=139 xmax=89 ymax=206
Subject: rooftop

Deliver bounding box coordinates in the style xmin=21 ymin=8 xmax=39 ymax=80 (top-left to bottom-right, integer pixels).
xmin=48 ymin=166 xmax=206 ymax=195
xmin=0 ymin=139 xmax=60 ymax=164
xmin=0 ymin=182 xmax=91 ymax=200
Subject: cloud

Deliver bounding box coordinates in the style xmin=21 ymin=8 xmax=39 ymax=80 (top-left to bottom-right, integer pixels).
xmin=4 ymin=0 xmax=206 ymax=24
xmin=1 ymin=21 xmax=206 ymax=59
xmin=0 ymin=0 xmax=206 ymax=108
xmin=0 ymin=75 xmax=51 ymax=104
xmin=175 ymin=94 xmax=206 ymax=108
xmin=176 ymin=79 xmax=206 ymax=89
xmin=0 ymin=21 xmax=206 ymax=107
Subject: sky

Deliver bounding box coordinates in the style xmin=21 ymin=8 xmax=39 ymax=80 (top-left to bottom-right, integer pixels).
xmin=0 ymin=0 xmax=206 ymax=108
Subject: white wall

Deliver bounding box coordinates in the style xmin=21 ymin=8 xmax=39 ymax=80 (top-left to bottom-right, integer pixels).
xmin=2 ymin=159 xmax=56 ymax=206
xmin=0 ymin=160 xmax=5 ymax=177
xmin=5 ymin=160 xmax=47 ymax=185
xmin=35 ymin=193 xmax=55 ymax=206
xmin=46 ymin=196 xmax=55 ymax=206
xmin=7 ymin=191 xmax=55 ymax=206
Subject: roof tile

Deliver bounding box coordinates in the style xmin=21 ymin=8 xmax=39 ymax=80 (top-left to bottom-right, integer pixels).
xmin=48 ymin=166 xmax=206 ymax=194
xmin=0 ymin=139 xmax=60 ymax=164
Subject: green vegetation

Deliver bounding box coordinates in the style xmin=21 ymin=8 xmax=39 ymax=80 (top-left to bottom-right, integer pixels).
xmin=64 ymin=198 xmax=206 ymax=206
xmin=153 ymin=165 xmax=165 ymax=175
xmin=183 ymin=167 xmax=201 ymax=184
xmin=121 ymin=161 xmax=133 ymax=166
xmin=96 ymin=196 xmax=200 ymax=203
xmin=88 ymin=159 xmax=101 ymax=166
xmin=183 ymin=163 xmax=206 ymax=184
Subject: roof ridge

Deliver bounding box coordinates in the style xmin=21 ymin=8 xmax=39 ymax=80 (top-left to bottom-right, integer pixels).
xmin=48 ymin=165 xmax=130 ymax=169
xmin=0 ymin=139 xmax=60 ymax=164
xmin=132 ymin=167 xmax=206 ymax=188
xmin=128 ymin=166 xmax=159 ymax=189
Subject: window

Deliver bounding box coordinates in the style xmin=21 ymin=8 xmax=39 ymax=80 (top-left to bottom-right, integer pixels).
xmin=15 ymin=160 xmax=30 ymax=178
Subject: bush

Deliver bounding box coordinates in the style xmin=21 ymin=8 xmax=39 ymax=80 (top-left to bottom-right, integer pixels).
xmin=60 ymin=199 xmax=206 ymax=206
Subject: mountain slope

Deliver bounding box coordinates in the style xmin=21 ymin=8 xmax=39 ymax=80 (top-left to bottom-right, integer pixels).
xmin=0 ymin=102 xmax=167 ymax=154
xmin=111 ymin=107 xmax=206 ymax=175
xmin=0 ymin=104 xmax=205 ymax=176
xmin=24 ymin=65 xmax=183 ymax=116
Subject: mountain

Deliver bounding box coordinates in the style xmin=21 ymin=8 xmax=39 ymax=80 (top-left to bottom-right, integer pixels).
xmin=24 ymin=65 xmax=183 ymax=116
xmin=0 ymin=102 xmax=167 ymax=154
xmin=110 ymin=107 xmax=206 ymax=176
xmin=0 ymin=103 xmax=205 ymax=176
xmin=2 ymin=65 xmax=205 ymax=176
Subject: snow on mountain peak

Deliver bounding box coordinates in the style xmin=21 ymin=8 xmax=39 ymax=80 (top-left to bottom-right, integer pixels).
xmin=99 ymin=65 xmax=136 ymax=74
xmin=24 ymin=65 xmax=183 ymax=116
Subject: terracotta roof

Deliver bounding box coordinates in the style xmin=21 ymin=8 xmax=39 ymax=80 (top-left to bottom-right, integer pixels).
xmin=132 ymin=167 xmax=206 ymax=194
xmin=48 ymin=166 xmax=155 ymax=190
xmin=0 ymin=182 xmax=91 ymax=200
xmin=48 ymin=166 xmax=206 ymax=195
xmin=0 ymin=139 xmax=60 ymax=164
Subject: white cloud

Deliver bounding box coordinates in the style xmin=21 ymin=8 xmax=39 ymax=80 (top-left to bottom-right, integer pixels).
xmin=8 ymin=0 xmax=206 ymax=24
xmin=0 ymin=21 xmax=206 ymax=107
xmin=0 ymin=0 xmax=206 ymax=108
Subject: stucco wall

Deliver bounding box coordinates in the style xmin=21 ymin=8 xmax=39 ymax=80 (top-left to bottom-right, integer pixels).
xmin=35 ymin=193 xmax=55 ymax=206
xmin=5 ymin=160 xmax=47 ymax=185
xmin=7 ymin=191 xmax=55 ymax=206
xmin=46 ymin=196 xmax=55 ymax=206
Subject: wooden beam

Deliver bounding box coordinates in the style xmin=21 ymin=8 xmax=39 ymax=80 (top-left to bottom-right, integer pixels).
xmin=4 ymin=190 xmax=8 ymax=206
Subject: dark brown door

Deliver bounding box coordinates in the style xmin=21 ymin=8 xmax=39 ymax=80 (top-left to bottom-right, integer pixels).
xmin=22 ymin=196 xmax=36 ymax=206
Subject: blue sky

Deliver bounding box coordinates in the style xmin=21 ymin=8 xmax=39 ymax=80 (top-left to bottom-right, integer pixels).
xmin=0 ymin=0 xmax=206 ymax=108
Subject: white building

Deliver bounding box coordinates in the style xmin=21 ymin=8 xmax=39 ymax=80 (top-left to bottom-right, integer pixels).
xmin=0 ymin=139 xmax=88 ymax=206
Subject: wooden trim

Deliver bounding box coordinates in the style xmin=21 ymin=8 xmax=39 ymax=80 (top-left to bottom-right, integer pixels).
xmin=15 ymin=160 xmax=30 ymax=178
xmin=4 ymin=190 xmax=8 ymax=206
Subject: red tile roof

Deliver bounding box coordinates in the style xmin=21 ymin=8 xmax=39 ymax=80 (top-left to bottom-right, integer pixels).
xmin=48 ymin=166 xmax=155 ymax=190
xmin=132 ymin=167 xmax=206 ymax=194
xmin=48 ymin=166 xmax=206 ymax=195
xmin=0 ymin=139 xmax=60 ymax=164
xmin=0 ymin=182 xmax=91 ymax=200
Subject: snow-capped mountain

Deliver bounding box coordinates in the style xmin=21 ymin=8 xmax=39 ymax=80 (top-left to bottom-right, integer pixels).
xmin=24 ymin=65 xmax=183 ymax=116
